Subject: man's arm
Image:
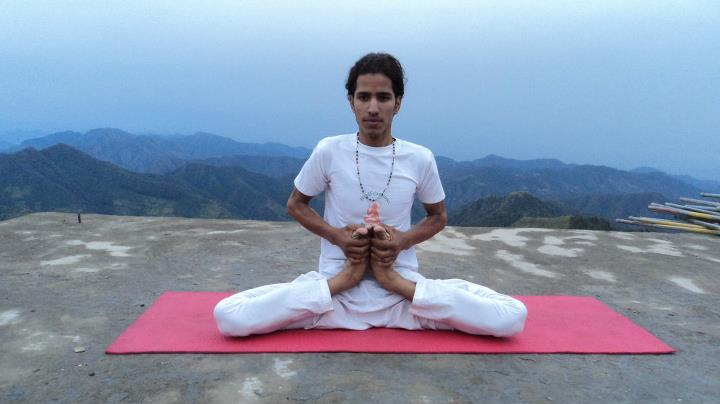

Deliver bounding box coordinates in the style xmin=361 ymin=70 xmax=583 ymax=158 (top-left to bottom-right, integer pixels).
xmin=401 ymin=200 xmax=447 ymax=249
xmin=287 ymin=187 xmax=337 ymax=243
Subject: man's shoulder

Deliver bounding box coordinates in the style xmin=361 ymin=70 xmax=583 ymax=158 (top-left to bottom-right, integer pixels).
xmin=397 ymin=138 xmax=435 ymax=160
xmin=315 ymin=134 xmax=354 ymax=151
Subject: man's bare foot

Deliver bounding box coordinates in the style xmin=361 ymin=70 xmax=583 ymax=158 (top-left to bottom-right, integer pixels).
xmin=370 ymin=225 xmax=396 ymax=284
xmin=370 ymin=224 xmax=416 ymax=300
xmin=328 ymin=226 xmax=370 ymax=295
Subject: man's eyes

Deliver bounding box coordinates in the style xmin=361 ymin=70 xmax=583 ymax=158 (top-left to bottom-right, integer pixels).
xmin=357 ymin=94 xmax=391 ymax=101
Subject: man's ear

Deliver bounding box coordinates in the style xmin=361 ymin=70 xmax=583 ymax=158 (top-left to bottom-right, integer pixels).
xmin=394 ymin=96 xmax=403 ymax=114
xmin=348 ymin=94 xmax=355 ymax=113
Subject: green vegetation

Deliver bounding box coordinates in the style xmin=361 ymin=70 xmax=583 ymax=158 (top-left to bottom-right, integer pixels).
xmin=448 ymin=192 xmax=612 ymax=230
xmin=512 ymin=216 xmax=612 ymax=230
xmin=448 ymin=191 xmax=564 ymax=227
xmin=0 ymin=145 xmax=293 ymax=221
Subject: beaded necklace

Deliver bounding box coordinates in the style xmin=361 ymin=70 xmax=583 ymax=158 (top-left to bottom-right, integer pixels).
xmin=355 ymin=133 xmax=396 ymax=203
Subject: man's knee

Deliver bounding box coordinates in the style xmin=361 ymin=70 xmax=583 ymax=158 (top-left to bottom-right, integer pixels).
xmin=213 ymin=299 xmax=254 ymax=337
xmin=491 ymin=300 xmax=528 ymax=337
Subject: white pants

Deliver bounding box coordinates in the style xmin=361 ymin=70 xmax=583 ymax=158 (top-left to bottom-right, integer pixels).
xmin=214 ymin=270 xmax=527 ymax=338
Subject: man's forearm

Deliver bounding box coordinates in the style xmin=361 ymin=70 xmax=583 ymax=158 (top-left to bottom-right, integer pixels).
xmin=287 ymin=199 xmax=339 ymax=244
xmin=398 ymin=212 xmax=446 ymax=250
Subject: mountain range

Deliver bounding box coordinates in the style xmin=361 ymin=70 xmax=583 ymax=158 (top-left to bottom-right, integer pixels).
xmin=448 ymin=191 xmax=613 ymax=230
xmin=1 ymin=128 xmax=311 ymax=174
xmin=0 ymin=145 xmax=294 ymax=221
xmin=1 ymin=128 xmax=717 ymax=227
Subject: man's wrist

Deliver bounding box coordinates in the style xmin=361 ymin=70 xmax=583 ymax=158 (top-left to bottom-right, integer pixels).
xmin=326 ymin=226 xmax=342 ymax=246
xmin=397 ymin=231 xmax=413 ymax=251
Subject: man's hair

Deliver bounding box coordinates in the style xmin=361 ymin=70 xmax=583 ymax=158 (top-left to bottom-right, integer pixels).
xmin=345 ymin=52 xmax=406 ymax=98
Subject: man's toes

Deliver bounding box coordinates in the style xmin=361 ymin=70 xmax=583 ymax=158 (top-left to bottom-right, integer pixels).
xmin=373 ymin=225 xmax=390 ymax=240
xmin=352 ymin=226 xmax=369 ymax=239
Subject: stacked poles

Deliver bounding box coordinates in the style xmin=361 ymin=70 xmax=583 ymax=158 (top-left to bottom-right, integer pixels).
xmin=617 ymin=192 xmax=720 ymax=236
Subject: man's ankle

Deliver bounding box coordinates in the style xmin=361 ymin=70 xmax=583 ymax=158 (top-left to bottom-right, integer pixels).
xmin=346 ymin=260 xmax=367 ymax=284
xmin=373 ymin=265 xmax=398 ymax=288
xmin=329 ymin=260 xmax=366 ymax=294
xmin=375 ymin=269 xmax=416 ymax=300
xmin=328 ymin=271 xmax=353 ymax=295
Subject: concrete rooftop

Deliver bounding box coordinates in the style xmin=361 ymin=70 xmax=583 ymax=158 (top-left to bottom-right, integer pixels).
xmin=1 ymin=212 xmax=719 ymax=403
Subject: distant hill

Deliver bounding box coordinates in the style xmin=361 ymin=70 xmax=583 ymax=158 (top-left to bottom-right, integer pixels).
xmin=439 ymin=164 xmax=701 ymax=211
xmin=471 ymin=154 xmax=569 ymax=170
xmin=190 ymin=155 xmax=306 ymax=178
xmin=669 ymin=175 xmax=720 ymax=193
xmin=0 ymin=144 xmax=294 ymax=221
xmin=167 ymin=164 xmax=292 ymax=220
xmin=449 ymin=192 xmax=614 ymax=230
xmin=0 ymin=145 xmax=220 ymax=220
xmin=632 ymin=166 xmax=720 ymax=192
xmin=631 ymin=166 xmax=664 ymax=174
xmin=556 ymin=192 xmax=667 ymax=223
xmin=436 ymin=154 xmax=569 ymax=171
xmin=8 ymin=128 xmax=312 ymax=174
xmin=512 ymin=215 xmax=612 ymax=230
xmin=448 ymin=191 xmax=565 ymax=227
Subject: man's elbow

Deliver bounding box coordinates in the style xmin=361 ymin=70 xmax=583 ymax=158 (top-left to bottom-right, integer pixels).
xmin=286 ymin=198 xmax=299 ymax=219
xmin=428 ymin=210 xmax=447 ymax=230
xmin=438 ymin=211 xmax=448 ymax=229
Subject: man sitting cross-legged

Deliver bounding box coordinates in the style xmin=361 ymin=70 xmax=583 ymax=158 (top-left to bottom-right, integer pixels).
xmin=213 ymin=52 xmax=527 ymax=338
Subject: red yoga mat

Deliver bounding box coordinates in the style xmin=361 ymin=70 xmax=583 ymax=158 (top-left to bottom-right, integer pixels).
xmin=106 ymin=292 xmax=674 ymax=354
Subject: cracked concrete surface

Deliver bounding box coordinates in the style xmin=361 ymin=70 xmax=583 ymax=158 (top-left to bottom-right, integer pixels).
xmin=1 ymin=212 xmax=719 ymax=403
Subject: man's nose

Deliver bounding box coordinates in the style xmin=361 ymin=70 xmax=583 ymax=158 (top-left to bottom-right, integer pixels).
xmin=368 ymin=98 xmax=379 ymax=114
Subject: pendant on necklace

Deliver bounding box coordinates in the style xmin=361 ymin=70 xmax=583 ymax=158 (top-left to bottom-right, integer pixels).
xmin=363 ymin=201 xmax=381 ymax=225
xmin=361 ymin=191 xmax=390 ymax=203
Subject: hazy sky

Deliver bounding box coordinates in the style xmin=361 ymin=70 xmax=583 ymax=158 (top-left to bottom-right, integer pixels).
xmin=1 ymin=1 xmax=718 ymax=179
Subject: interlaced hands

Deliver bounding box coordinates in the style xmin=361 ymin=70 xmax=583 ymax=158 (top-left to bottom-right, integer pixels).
xmin=337 ymin=223 xmax=407 ymax=266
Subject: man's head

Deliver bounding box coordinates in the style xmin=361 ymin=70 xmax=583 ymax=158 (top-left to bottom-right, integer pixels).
xmin=346 ymin=53 xmax=405 ymax=145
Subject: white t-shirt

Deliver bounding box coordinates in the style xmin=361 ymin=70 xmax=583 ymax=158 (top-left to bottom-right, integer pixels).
xmin=294 ymin=134 xmax=445 ymax=275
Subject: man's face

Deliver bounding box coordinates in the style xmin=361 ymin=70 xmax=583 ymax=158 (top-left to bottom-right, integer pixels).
xmin=349 ymin=73 xmax=402 ymax=144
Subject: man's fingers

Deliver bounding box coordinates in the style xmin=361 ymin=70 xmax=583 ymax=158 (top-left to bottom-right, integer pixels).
xmin=371 ymin=250 xmax=397 ymax=264
xmin=369 ymin=236 xmax=390 ymax=246
xmin=347 ymin=245 xmax=369 ymax=255
xmin=347 ymin=254 xmax=367 ymax=263
xmin=371 ymin=247 xmax=396 ymax=260
xmin=348 ymin=238 xmax=370 ymax=248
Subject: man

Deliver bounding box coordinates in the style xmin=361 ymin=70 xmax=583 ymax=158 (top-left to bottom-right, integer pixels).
xmin=214 ymin=53 xmax=527 ymax=337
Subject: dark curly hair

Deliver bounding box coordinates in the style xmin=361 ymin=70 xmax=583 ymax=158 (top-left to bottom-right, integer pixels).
xmin=345 ymin=53 xmax=406 ymax=98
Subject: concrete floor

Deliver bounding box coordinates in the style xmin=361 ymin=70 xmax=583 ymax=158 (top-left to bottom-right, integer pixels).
xmin=1 ymin=212 xmax=719 ymax=403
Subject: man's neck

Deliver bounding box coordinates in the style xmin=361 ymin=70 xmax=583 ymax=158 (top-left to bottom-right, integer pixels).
xmin=358 ymin=131 xmax=393 ymax=147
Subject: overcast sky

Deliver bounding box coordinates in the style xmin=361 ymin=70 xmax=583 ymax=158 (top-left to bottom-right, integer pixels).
xmin=1 ymin=1 xmax=718 ymax=179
